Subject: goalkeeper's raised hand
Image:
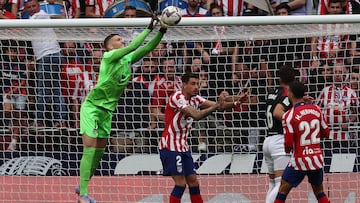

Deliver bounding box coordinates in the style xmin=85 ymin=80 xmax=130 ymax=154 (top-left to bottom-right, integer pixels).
xmin=147 ymin=15 xmax=160 ymax=30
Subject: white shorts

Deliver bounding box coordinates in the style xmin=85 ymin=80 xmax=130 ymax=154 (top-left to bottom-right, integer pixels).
xmin=3 ymin=94 xmax=27 ymax=110
xmin=262 ymin=134 xmax=290 ymax=174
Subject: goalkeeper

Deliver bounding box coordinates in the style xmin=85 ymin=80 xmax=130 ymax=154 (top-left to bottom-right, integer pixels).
xmin=77 ymin=17 xmax=167 ymax=203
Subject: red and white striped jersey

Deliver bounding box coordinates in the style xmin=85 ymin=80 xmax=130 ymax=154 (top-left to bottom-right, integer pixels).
xmin=283 ymin=102 xmax=330 ymax=171
xmin=159 ymin=91 xmax=206 ymax=152
xmin=151 ymin=76 xmax=182 ymax=108
xmin=68 ymin=0 xmax=81 ymax=18
xmin=316 ymin=29 xmax=348 ymax=55
xmin=214 ymin=0 xmax=244 ymax=16
xmin=315 ymin=84 xmax=359 ymax=140
xmin=85 ymin=0 xmax=115 ymax=16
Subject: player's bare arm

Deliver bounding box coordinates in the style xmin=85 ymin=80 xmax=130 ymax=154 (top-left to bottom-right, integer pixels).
xmin=180 ymin=101 xmax=220 ymax=121
xmin=273 ymin=103 xmax=286 ymax=121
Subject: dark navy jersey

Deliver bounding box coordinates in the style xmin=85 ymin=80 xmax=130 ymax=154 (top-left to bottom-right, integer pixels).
xmin=266 ymin=86 xmax=291 ymax=135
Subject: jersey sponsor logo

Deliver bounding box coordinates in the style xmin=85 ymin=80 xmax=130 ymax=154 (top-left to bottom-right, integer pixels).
xmin=267 ymin=93 xmax=277 ymax=100
xmin=0 ymin=156 xmax=66 ymax=176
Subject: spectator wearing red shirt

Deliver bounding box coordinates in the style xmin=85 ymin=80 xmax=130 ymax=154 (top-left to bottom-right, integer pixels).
xmin=150 ymin=58 xmax=182 ymax=129
xmin=0 ymin=0 xmax=16 ymax=19
xmin=61 ymin=42 xmax=85 ymax=128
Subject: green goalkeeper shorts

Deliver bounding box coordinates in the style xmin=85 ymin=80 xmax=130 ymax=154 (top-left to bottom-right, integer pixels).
xmin=80 ymin=101 xmax=112 ymax=139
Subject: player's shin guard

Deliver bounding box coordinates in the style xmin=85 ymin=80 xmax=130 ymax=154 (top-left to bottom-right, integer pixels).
xmin=170 ymin=185 xmax=185 ymax=203
xmin=189 ymin=186 xmax=203 ymax=203
xmin=79 ymin=147 xmax=104 ymax=196
xmin=316 ymin=192 xmax=330 ymax=203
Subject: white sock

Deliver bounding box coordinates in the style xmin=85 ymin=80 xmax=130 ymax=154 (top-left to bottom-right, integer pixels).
xmin=266 ymin=177 xmax=281 ymax=203
xmin=265 ymin=178 xmax=275 ymax=203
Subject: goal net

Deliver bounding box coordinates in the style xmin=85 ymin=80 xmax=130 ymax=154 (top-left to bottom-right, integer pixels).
xmin=0 ymin=16 xmax=359 ymax=202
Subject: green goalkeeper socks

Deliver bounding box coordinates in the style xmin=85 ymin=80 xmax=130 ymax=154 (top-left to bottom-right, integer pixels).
xmin=79 ymin=147 xmax=105 ymax=195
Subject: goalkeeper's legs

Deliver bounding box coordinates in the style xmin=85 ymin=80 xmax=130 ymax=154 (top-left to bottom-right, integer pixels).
xmin=79 ymin=147 xmax=105 ymax=195
xmin=79 ymin=135 xmax=107 ymax=202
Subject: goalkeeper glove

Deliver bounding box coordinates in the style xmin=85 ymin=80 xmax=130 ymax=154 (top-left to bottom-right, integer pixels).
xmin=147 ymin=16 xmax=158 ymax=30
xmin=159 ymin=20 xmax=168 ymax=33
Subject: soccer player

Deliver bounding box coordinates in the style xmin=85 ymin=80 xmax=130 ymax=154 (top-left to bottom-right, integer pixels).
xmin=275 ymin=81 xmax=330 ymax=203
xmin=262 ymin=65 xmax=296 ymax=203
xmin=159 ymin=72 xmax=247 ymax=203
xmin=77 ymin=18 xmax=167 ymax=203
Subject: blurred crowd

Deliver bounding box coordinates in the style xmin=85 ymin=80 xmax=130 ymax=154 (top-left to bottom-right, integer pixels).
xmin=0 ymin=0 xmax=360 ymax=153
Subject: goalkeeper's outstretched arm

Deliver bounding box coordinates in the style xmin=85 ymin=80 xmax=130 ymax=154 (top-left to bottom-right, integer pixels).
xmin=106 ymin=18 xmax=158 ymax=63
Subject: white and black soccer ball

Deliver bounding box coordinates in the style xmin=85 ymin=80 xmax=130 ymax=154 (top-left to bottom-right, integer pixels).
xmin=160 ymin=6 xmax=182 ymax=26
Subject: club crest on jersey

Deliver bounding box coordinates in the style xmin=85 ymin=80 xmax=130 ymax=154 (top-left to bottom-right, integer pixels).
xmin=177 ymin=166 xmax=183 ymax=173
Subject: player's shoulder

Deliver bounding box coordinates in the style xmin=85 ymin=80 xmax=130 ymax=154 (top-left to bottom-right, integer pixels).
xmin=170 ymin=91 xmax=184 ymax=100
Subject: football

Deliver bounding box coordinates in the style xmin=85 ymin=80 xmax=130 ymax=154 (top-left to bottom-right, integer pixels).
xmin=160 ymin=6 xmax=182 ymax=26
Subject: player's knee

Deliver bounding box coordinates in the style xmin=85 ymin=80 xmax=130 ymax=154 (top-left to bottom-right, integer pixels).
xmin=186 ymin=175 xmax=200 ymax=187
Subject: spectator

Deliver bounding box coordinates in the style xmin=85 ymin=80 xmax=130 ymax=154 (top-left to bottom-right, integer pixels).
xmin=150 ymin=58 xmax=182 ymax=129
xmin=205 ymin=4 xmax=238 ymax=92
xmin=1 ymin=40 xmax=28 ymax=151
xmin=0 ymin=0 xmax=16 ymax=19
xmin=133 ymin=57 xmax=160 ymax=96
xmin=25 ymin=0 xmax=67 ymax=128
xmin=308 ymin=61 xmax=333 ymax=98
xmin=7 ymin=0 xmax=21 ymax=18
xmin=83 ymin=49 xmax=101 ymax=99
xmin=113 ymin=77 xmax=151 ymax=153
xmin=60 ymin=41 xmax=85 ymax=128
xmin=227 ymin=62 xmax=266 ymax=152
xmin=65 ymin=0 xmax=81 ymax=18
xmin=317 ymin=0 xmax=360 ymax=14
xmin=181 ymin=0 xmax=209 ymax=17
xmin=151 ymin=42 xmax=169 ymax=61
xmin=207 ymin=0 xmax=244 ymax=16
xmin=184 ymin=57 xmax=203 ymax=73
xmin=275 ymin=2 xmax=291 ymax=15
xmin=124 ymin=5 xmax=136 ymax=18
xmin=311 ymin=0 xmax=349 ymax=66
xmin=271 ymin=0 xmax=309 ymax=15
xmin=194 ymin=67 xmax=229 ymax=152
xmin=209 ymin=2 xmax=223 ymax=16
xmin=85 ymin=0 xmax=115 ymax=17
xmin=315 ymin=63 xmax=358 ymax=141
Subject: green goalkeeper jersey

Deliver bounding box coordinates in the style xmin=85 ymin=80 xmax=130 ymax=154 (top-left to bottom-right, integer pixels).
xmin=85 ymin=28 xmax=164 ymax=112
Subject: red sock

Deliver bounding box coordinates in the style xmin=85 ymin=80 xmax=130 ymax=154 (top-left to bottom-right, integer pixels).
xmin=318 ymin=196 xmax=330 ymax=203
xmin=170 ymin=195 xmax=181 ymax=203
xmin=274 ymin=200 xmax=285 ymax=203
xmin=190 ymin=194 xmax=203 ymax=203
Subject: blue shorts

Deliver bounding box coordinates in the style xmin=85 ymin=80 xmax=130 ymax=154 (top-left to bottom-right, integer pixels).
xmin=159 ymin=149 xmax=196 ymax=176
xmin=282 ymin=165 xmax=324 ymax=188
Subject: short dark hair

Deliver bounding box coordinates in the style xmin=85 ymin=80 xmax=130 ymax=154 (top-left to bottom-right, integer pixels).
xmin=289 ymin=81 xmax=307 ymax=99
xmin=182 ymin=72 xmax=199 ymax=83
xmin=275 ymin=2 xmax=291 ymax=13
xmin=278 ymin=65 xmax=296 ymax=85
xmin=124 ymin=5 xmax=137 ymax=11
xmin=103 ymin=34 xmax=117 ymax=51
xmin=209 ymin=3 xmax=224 ymax=15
